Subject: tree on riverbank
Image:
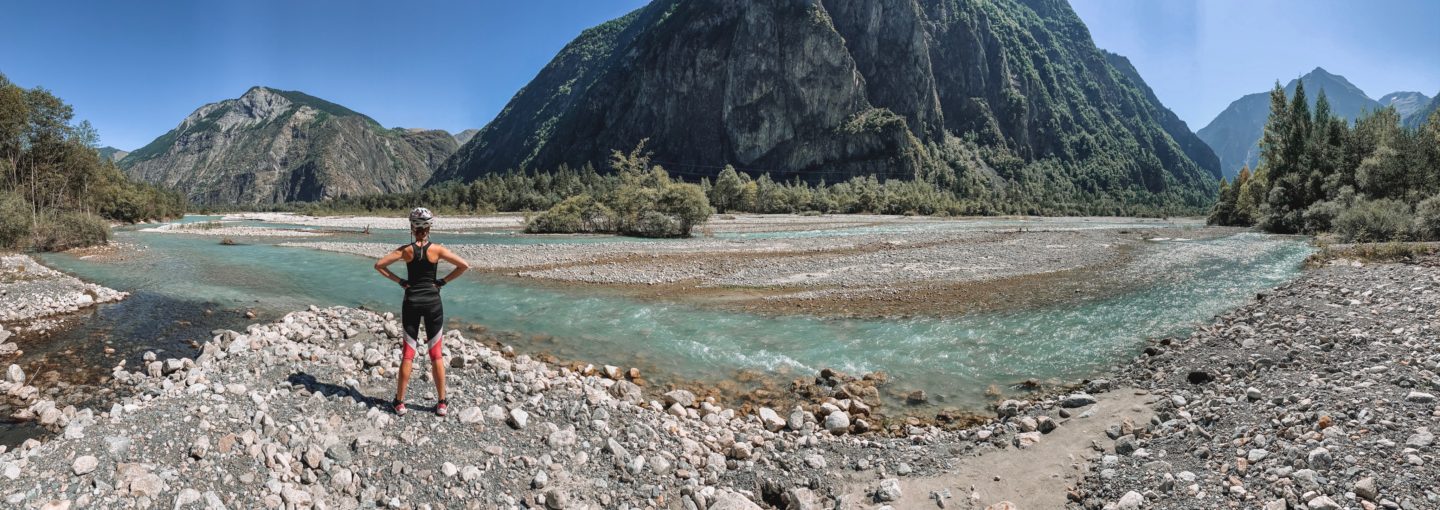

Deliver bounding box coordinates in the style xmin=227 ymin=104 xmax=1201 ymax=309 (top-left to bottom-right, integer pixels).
xmin=1210 ymin=81 xmax=1440 ymax=241
xmin=0 ymin=73 xmax=185 ymax=251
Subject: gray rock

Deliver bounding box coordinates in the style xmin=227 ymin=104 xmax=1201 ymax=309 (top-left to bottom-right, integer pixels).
xmin=663 ymin=389 xmax=697 ymax=408
xmin=4 ymin=364 xmax=22 ymax=383
xmin=1036 ymin=416 xmax=1057 ymax=434
xmin=1405 ymin=391 xmax=1435 ymax=404
xmin=546 ymin=427 xmax=577 ymax=448
xmin=457 ymin=406 xmax=484 ymax=424
xmin=1354 ymin=476 xmax=1378 ymax=502
xmin=709 ymin=491 xmax=763 ymax=510
xmin=1405 ymin=428 xmax=1434 ymax=448
xmin=824 ymin=411 xmax=851 ymax=434
xmin=608 ymin=380 xmax=643 ymax=404
xmin=757 ymin=407 xmax=786 ymax=432
xmin=1115 ymin=435 xmax=1139 ymax=456
xmin=1306 ymin=495 xmax=1340 ymax=510
xmin=996 ymin=399 xmax=1023 ymax=417
xmin=1116 ymin=491 xmax=1144 ymax=509
xmin=787 ymin=409 xmax=807 ymax=430
xmin=71 ymin=456 xmax=98 ymax=476
xmin=1015 ymin=431 xmax=1042 ymax=449
xmin=507 ymin=408 xmax=529 ymax=429
xmin=1060 ymin=393 xmax=1098 ymax=408
xmin=544 ymin=490 xmax=568 ymax=510
xmin=874 ymin=478 xmax=902 ymax=502
xmin=606 ymin=438 xmax=629 ymax=460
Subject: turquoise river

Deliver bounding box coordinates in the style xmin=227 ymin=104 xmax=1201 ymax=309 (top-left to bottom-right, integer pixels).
xmin=32 ymin=216 xmax=1312 ymax=414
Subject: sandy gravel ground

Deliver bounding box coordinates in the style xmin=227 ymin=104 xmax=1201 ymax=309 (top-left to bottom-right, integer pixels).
xmin=143 ymin=223 xmax=326 ymax=237
xmin=223 ymin=212 xmax=525 ymax=231
xmin=283 ymin=215 xmax=1230 ymax=317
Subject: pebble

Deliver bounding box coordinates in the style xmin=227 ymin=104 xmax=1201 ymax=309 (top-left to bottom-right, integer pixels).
xmin=1405 ymin=391 xmax=1436 ymax=404
xmin=1060 ymin=393 xmax=1097 ymax=408
xmin=1116 ymin=490 xmax=1144 ymax=509
xmin=824 ymin=411 xmax=850 ymax=434
xmin=508 ymin=408 xmax=529 ymax=429
xmin=874 ymin=478 xmax=902 ymax=502
xmin=71 ymin=456 xmax=97 ymax=476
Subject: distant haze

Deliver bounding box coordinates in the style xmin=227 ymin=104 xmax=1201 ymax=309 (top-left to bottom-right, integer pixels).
xmin=1071 ymin=0 xmax=1440 ymax=128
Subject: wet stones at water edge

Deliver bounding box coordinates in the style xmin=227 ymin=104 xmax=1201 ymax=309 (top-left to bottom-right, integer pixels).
xmin=0 ymin=255 xmax=128 ymax=327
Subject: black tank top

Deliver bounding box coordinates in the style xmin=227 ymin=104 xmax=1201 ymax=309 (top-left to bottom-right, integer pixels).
xmin=404 ymin=242 xmax=441 ymax=298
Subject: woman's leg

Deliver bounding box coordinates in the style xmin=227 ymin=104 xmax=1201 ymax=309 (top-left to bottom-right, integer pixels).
xmin=396 ymin=302 xmax=422 ymax=408
xmin=424 ymin=307 xmax=446 ymax=402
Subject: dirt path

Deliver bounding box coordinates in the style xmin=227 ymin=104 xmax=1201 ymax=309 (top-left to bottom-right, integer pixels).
xmin=836 ymin=389 xmax=1156 ymax=509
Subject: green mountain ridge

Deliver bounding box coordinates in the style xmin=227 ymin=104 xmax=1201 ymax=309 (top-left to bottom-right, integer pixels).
xmin=433 ymin=0 xmax=1221 ymax=213
xmin=120 ymin=86 xmax=458 ymax=205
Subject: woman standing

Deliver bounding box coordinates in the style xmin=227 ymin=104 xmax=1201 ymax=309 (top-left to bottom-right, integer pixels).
xmin=373 ymin=207 xmax=471 ymax=416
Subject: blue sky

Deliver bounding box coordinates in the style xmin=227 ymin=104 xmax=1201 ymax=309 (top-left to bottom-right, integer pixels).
xmin=2 ymin=1 xmax=1437 ymax=150
xmin=1071 ymin=0 xmax=1440 ymax=129
xmin=0 ymin=0 xmax=648 ymax=150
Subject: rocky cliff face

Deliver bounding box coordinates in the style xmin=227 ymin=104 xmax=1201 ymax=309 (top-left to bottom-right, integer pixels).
xmin=1198 ymin=68 xmax=1382 ymax=179
xmin=1403 ymin=92 xmax=1440 ymax=129
xmin=1379 ymin=91 xmax=1431 ymax=122
xmin=433 ymin=0 xmax=1219 ymax=209
xmin=120 ymin=87 xmax=457 ymax=205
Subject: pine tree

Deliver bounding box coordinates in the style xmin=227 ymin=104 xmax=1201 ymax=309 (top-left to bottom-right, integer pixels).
xmin=1208 ymin=177 xmax=1237 ymax=226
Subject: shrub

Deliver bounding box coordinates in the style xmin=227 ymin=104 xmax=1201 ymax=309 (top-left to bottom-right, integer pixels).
xmin=655 ymin=183 xmax=712 ymax=235
xmin=524 ymin=194 xmax=613 ymax=234
xmin=30 ymin=211 xmax=110 ymax=251
xmin=626 ymin=210 xmax=683 ymax=237
xmin=1333 ymin=199 xmax=1413 ymax=243
xmin=1301 ymin=200 xmax=1345 ymax=234
xmin=1414 ymin=195 xmax=1440 ymax=241
xmin=0 ymin=192 xmax=31 ymax=249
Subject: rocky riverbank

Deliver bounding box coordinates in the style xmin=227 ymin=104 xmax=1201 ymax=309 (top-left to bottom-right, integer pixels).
xmin=0 ymin=304 xmax=1151 ymax=509
xmin=1069 ymin=256 xmax=1440 ymax=510
xmin=0 ymin=254 xmax=127 ymax=333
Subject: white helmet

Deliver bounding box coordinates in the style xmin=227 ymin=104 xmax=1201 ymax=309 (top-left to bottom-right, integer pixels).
xmin=408 ymin=207 xmax=434 ymax=229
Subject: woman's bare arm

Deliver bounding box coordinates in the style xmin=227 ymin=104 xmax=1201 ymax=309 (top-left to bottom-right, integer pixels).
xmin=437 ymin=246 xmax=470 ymax=284
xmin=374 ymin=248 xmax=408 ymax=286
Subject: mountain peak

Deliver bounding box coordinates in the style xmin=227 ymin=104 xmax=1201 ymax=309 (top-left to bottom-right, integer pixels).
xmin=119 ymin=88 xmax=458 ymax=204
xmin=235 ymin=87 xmax=380 ymax=126
xmin=1284 ymin=68 xmax=1368 ymax=100
xmin=1201 ymin=66 xmax=1383 ymax=179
